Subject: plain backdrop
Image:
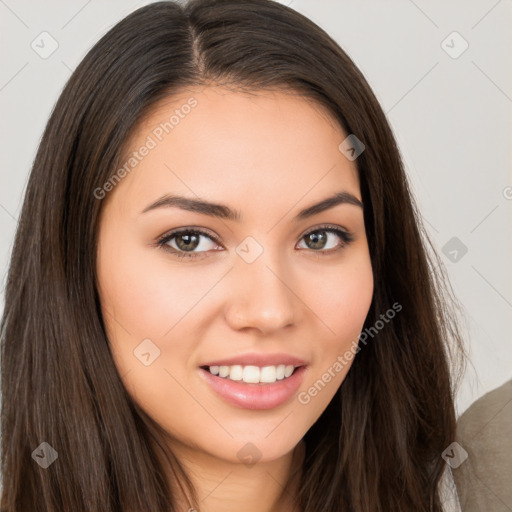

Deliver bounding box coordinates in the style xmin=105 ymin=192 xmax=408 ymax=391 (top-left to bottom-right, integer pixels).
xmin=0 ymin=0 xmax=511 ymax=418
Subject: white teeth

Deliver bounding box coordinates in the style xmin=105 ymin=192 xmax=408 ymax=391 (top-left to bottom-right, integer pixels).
xmin=229 ymin=365 xmax=243 ymax=381
xmin=284 ymin=365 xmax=294 ymax=378
xmin=243 ymin=365 xmax=260 ymax=383
xmin=260 ymin=366 xmax=277 ymax=383
xmin=205 ymin=364 xmax=297 ymax=383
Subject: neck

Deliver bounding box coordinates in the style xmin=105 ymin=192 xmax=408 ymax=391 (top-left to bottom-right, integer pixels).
xmin=154 ymin=436 xmax=305 ymax=512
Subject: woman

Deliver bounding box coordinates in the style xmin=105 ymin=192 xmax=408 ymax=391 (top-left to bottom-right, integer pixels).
xmin=0 ymin=0 xmax=465 ymax=510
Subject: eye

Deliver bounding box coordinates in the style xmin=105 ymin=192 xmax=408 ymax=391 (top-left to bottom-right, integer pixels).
xmin=155 ymin=224 xmax=355 ymax=260
xmin=155 ymin=228 xmax=221 ymax=260
xmin=297 ymin=224 xmax=355 ymax=255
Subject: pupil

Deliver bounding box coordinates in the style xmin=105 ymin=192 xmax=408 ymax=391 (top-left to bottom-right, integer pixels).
xmin=308 ymin=231 xmax=326 ymax=250
xmin=178 ymin=234 xmax=199 ymax=251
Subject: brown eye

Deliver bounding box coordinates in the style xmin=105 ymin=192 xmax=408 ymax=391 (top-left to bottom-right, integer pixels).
xmin=173 ymin=232 xmax=201 ymax=252
xmin=298 ymin=226 xmax=354 ymax=253
xmin=156 ymin=228 xmax=221 ymax=260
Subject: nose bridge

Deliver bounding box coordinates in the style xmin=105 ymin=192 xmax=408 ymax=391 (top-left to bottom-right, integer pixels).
xmin=226 ymin=237 xmax=298 ymax=332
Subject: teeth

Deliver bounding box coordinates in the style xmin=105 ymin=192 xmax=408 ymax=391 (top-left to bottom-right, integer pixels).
xmin=284 ymin=365 xmax=294 ymax=378
xmin=243 ymin=365 xmax=260 ymax=383
xmin=260 ymin=366 xmax=278 ymax=383
xmin=230 ymin=365 xmax=243 ymax=381
xmin=206 ymin=364 xmax=297 ymax=383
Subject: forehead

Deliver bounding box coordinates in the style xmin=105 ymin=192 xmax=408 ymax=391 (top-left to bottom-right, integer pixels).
xmin=110 ymin=86 xmax=361 ymax=217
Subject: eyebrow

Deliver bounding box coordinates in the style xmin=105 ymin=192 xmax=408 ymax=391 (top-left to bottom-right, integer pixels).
xmin=141 ymin=191 xmax=363 ymax=221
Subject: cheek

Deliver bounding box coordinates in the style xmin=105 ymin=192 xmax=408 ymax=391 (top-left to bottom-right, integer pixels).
xmin=306 ymin=253 xmax=374 ymax=345
xmin=97 ymin=232 xmax=208 ymax=341
xmin=304 ymin=252 xmax=372 ymax=373
xmin=296 ymin=256 xmax=373 ymax=417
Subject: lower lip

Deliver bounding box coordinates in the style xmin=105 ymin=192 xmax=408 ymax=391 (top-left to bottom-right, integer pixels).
xmin=198 ymin=366 xmax=307 ymax=410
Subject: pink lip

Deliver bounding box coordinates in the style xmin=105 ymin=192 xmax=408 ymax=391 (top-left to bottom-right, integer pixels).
xmin=200 ymin=352 xmax=308 ymax=367
xmin=198 ymin=365 xmax=308 ymax=410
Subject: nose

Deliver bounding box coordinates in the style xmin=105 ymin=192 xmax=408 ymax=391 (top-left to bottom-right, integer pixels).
xmin=224 ymin=252 xmax=299 ymax=335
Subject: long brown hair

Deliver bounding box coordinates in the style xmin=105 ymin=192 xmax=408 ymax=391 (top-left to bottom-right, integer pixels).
xmin=1 ymin=0 xmax=465 ymax=510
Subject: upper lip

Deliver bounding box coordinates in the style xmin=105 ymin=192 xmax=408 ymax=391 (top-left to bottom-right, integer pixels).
xmin=200 ymin=352 xmax=308 ymax=368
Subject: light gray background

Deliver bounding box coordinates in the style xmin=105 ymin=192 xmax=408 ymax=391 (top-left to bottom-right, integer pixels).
xmin=1 ymin=0 xmax=511 ymax=417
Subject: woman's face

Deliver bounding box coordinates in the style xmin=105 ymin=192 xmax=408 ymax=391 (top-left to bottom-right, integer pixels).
xmin=96 ymin=86 xmax=373 ymax=466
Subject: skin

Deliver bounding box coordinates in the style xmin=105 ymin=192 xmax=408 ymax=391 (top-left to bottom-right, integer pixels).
xmin=96 ymin=85 xmax=374 ymax=512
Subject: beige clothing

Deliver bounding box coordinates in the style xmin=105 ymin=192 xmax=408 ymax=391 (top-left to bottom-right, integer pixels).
xmin=452 ymin=378 xmax=512 ymax=511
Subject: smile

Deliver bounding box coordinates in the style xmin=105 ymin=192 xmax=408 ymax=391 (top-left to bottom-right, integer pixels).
xmin=198 ymin=365 xmax=308 ymax=410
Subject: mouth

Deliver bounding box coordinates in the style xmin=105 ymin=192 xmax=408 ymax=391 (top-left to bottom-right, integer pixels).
xmin=197 ymin=362 xmax=308 ymax=410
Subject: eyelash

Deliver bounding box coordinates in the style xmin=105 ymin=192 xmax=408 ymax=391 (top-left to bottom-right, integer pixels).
xmin=155 ymin=224 xmax=355 ymax=261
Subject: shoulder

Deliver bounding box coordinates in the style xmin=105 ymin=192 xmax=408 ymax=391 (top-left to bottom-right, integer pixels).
xmin=452 ymin=378 xmax=512 ymax=511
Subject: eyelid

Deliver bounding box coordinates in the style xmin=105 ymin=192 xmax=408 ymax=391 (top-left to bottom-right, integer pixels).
xmin=155 ymin=226 xmax=221 ymax=246
xmin=300 ymin=223 xmax=351 ymax=238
